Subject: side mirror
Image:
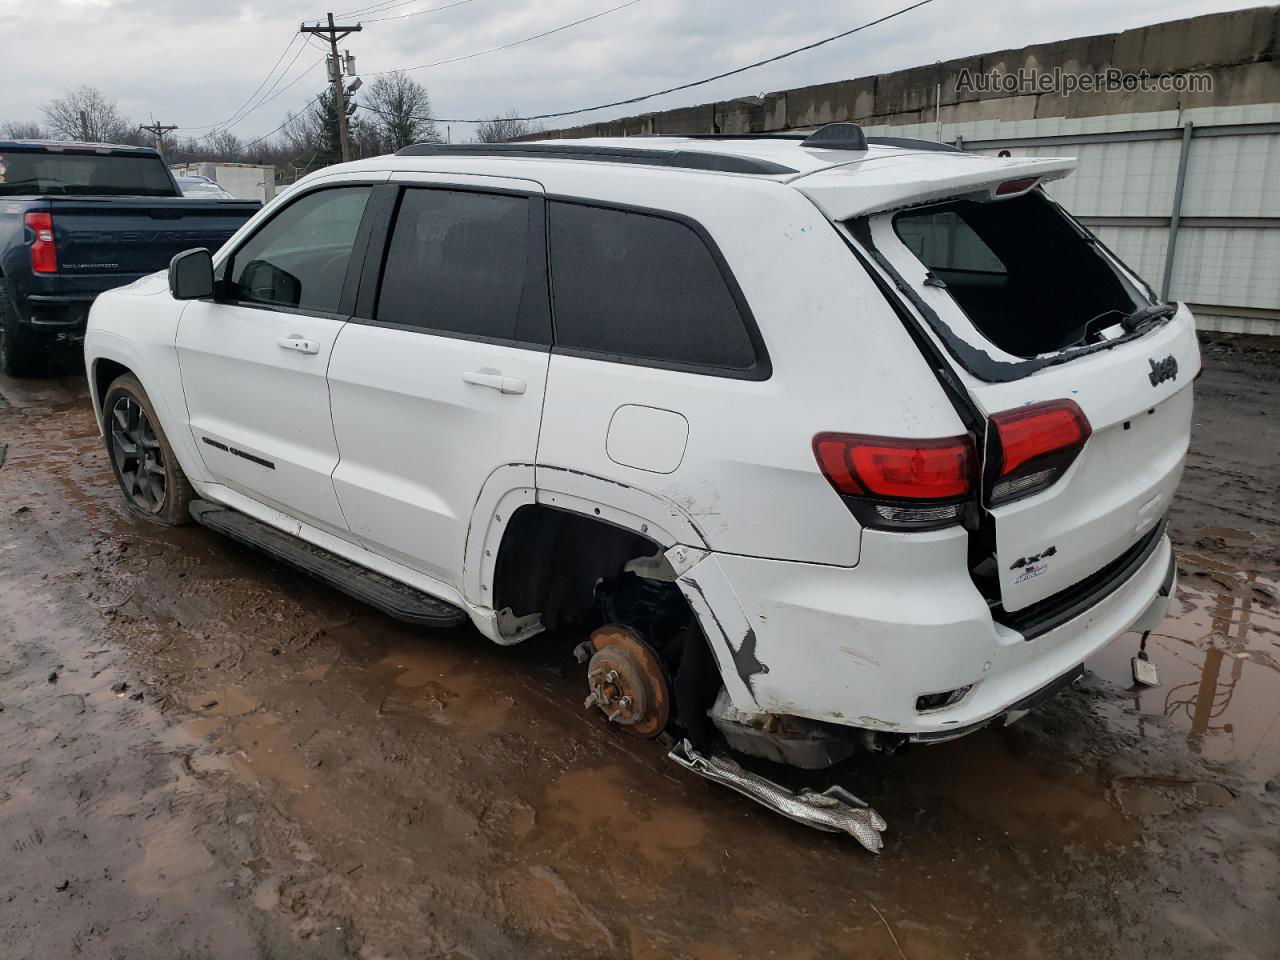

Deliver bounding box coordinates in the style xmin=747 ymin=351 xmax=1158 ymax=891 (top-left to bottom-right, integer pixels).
xmin=168 ymin=248 xmax=214 ymax=300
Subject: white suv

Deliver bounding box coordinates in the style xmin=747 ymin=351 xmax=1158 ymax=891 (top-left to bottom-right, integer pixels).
xmin=84 ymin=125 xmax=1195 ymax=834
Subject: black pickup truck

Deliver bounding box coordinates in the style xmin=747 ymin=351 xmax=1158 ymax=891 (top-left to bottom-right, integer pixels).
xmin=0 ymin=140 xmax=260 ymax=376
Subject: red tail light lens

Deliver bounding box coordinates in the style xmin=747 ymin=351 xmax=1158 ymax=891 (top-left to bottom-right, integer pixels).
xmin=994 ymin=177 xmax=1038 ymax=196
xmin=25 ymin=212 xmax=57 ymax=274
xmin=989 ymin=399 xmax=1091 ymax=505
xmin=813 ymin=433 xmax=976 ymax=529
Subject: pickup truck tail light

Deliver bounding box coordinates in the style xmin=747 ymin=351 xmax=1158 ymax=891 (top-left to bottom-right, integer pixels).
xmin=813 ymin=432 xmax=977 ymax=529
xmin=988 ymin=400 xmax=1091 ymax=505
xmin=25 ymin=212 xmax=57 ymax=274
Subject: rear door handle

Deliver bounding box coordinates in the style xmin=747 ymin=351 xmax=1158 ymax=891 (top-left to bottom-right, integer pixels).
xmin=462 ymin=370 xmax=526 ymax=395
xmin=277 ymin=335 xmax=319 ymax=355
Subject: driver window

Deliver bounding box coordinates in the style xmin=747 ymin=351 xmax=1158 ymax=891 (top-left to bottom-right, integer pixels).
xmin=226 ymin=186 xmax=371 ymax=313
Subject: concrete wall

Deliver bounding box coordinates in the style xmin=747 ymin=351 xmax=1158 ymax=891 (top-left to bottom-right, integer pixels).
xmin=533 ymin=6 xmax=1280 ymax=333
xmin=537 ymin=7 xmax=1280 ymax=138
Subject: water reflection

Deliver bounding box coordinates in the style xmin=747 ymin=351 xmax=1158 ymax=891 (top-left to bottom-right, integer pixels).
xmin=1089 ymin=551 xmax=1280 ymax=782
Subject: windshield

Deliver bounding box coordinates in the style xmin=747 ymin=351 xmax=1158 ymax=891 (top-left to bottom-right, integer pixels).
xmin=179 ymin=180 xmax=235 ymax=199
xmin=890 ymin=192 xmax=1144 ymax=358
xmin=0 ymin=150 xmax=177 ymax=197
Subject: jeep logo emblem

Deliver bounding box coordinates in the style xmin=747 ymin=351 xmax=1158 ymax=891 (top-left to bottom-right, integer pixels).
xmin=1148 ymin=355 xmax=1178 ymax=386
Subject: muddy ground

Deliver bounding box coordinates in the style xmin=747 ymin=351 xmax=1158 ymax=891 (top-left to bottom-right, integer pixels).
xmin=1 ymin=334 xmax=1277 ymax=960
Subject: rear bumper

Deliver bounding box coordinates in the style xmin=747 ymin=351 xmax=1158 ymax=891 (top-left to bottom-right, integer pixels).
xmin=8 ymin=274 xmax=147 ymax=330
xmin=678 ymin=525 xmax=1175 ymax=738
xmin=24 ymin=294 xmax=95 ymax=329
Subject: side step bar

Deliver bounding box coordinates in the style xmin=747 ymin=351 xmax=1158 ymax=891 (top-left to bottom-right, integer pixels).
xmin=190 ymin=501 xmax=467 ymax=628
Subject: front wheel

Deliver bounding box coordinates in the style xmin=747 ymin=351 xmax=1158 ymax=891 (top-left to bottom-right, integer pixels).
xmin=102 ymin=373 xmax=193 ymax=525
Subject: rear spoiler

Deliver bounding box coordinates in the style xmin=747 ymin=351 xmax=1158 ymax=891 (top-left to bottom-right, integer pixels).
xmin=793 ymin=153 xmax=1077 ymax=220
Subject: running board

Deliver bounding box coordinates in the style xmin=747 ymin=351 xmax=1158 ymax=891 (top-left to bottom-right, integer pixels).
xmin=668 ymin=739 xmax=888 ymax=853
xmin=189 ymin=501 xmax=467 ymax=628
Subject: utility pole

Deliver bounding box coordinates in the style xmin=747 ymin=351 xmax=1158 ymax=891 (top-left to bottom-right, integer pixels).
xmin=138 ymin=121 xmax=178 ymax=155
xmin=301 ymin=13 xmax=362 ymax=163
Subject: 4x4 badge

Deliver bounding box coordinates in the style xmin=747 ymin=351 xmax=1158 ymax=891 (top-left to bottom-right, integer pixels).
xmin=1009 ymin=545 xmax=1056 ymax=571
xmin=1148 ymin=355 xmax=1178 ymax=386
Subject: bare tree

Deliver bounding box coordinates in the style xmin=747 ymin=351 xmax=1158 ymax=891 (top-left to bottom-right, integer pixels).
xmin=203 ymin=130 xmax=243 ymax=161
xmin=42 ymin=86 xmax=130 ymax=142
xmin=473 ymin=109 xmax=542 ymax=144
xmin=363 ymin=71 xmax=438 ymax=151
xmin=1 ymin=120 xmax=46 ymax=139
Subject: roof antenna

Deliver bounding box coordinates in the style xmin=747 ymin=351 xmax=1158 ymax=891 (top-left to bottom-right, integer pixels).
xmin=800 ymin=123 xmax=868 ymax=151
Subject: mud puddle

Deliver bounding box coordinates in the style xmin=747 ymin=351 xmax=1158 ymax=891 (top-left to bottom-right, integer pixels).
xmin=1088 ymin=551 xmax=1280 ymax=784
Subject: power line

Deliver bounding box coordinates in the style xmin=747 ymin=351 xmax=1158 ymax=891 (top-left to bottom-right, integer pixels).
xmin=180 ymin=34 xmax=301 ymax=132
xmin=215 ymin=55 xmax=329 ymax=137
xmin=182 ymin=40 xmax=320 ymax=136
xmin=364 ymin=0 xmax=478 ymax=24
xmin=240 ymin=92 xmax=327 ymax=151
xmin=332 ymin=0 xmax=408 ymax=18
xmin=367 ymin=0 xmax=645 ymax=75
xmin=363 ymin=0 xmax=937 ymax=124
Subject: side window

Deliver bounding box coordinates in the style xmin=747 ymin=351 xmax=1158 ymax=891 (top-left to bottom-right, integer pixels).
xmin=893 ymin=209 xmax=1007 ymax=275
xmin=376 ymin=188 xmax=534 ymax=341
xmin=547 ymin=202 xmax=758 ymax=373
xmin=226 ymin=186 xmax=371 ymax=313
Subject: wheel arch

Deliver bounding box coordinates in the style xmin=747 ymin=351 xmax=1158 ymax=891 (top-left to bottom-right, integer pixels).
xmin=463 ymin=464 xmax=711 ymax=644
xmin=86 ymin=331 xmax=209 ymax=488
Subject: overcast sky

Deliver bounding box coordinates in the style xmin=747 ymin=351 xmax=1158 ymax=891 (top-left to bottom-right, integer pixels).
xmin=0 ymin=0 xmax=1263 ymax=145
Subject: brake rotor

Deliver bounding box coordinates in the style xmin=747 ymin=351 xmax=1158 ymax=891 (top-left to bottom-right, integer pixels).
xmin=581 ymin=623 xmax=671 ymax=739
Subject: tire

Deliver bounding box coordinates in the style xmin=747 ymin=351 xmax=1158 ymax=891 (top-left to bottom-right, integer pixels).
xmin=102 ymin=373 xmax=193 ymax=526
xmin=0 ymin=284 xmax=48 ymax=378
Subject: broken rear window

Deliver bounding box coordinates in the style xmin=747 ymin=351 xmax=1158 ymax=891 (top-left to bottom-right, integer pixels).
xmin=892 ymin=192 xmax=1140 ymax=358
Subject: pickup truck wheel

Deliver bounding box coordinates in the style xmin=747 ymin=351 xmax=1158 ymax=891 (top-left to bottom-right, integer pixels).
xmin=103 ymin=374 xmax=193 ymax=526
xmin=0 ymin=286 xmax=47 ymax=378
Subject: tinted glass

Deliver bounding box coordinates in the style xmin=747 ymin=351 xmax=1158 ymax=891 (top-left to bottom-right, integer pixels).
xmin=227 ymin=186 xmax=370 ymax=313
xmin=376 ymin=189 xmax=530 ymax=341
xmin=0 ymin=150 xmax=176 ymax=197
xmin=894 ymin=210 xmax=1006 ymax=274
xmin=548 ymin=202 xmax=755 ymax=371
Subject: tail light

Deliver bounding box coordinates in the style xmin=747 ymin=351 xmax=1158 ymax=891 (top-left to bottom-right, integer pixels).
xmin=813 ymin=433 xmax=977 ymax=529
xmin=25 ymin=212 xmax=57 ymax=274
xmin=994 ymin=177 xmax=1038 ymax=197
xmin=988 ymin=399 xmax=1090 ymax=505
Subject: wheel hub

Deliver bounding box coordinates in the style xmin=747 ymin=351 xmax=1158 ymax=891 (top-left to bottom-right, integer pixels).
xmin=580 ymin=624 xmax=670 ymax=739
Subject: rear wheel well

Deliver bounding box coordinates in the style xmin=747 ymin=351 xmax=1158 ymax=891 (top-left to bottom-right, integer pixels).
xmin=493 ymin=504 xmax=658 ymax=632
xmin=492 ymin=504 xmax=723 ymax=745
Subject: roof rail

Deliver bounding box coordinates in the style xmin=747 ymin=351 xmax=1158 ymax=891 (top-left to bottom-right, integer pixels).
xmin=393 ymin=142 xmax=797 ymax=175
xmin=801 ymin=123 xmax=868 ymax=151
xmin=866 ymin=136 xmax=963 ymax=154
xmin=675 ymin=132 xmax=810 ymax=141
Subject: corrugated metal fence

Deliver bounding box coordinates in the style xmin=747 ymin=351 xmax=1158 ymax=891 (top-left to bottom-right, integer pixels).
xmin=865 ymin=104 xmax=1280 ymax=335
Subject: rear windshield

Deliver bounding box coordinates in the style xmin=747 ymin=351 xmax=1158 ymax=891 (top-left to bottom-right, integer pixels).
xmin=0 ymin=150 xmax=176 ymax=197
xmin=892 ymin=192 xmax=1140 ymax=358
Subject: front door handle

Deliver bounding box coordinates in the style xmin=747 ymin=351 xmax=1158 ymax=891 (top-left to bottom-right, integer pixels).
xmin=277 ymin=335 xmax=320 ymax=355
xmin=462 ymin=370 xmax=526 ymax=395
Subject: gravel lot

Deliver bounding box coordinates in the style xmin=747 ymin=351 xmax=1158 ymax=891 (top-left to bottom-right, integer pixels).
xmin=1 ymin=334 xmax=1277 ymax=959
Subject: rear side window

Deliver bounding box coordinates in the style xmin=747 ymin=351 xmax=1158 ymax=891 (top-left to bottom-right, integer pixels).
xmin=548 ymin=202 xmax=760 ymax=375
xmin=376 ymin=188 xmax=535 ymax=342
